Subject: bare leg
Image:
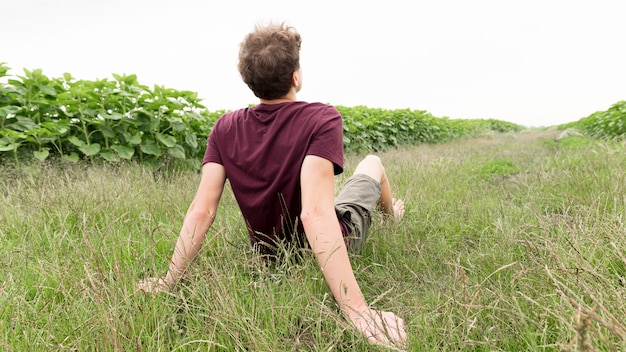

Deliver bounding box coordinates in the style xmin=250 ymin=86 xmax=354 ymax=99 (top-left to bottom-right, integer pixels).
xmin=353 ymin=155 xmax=405 ymax=222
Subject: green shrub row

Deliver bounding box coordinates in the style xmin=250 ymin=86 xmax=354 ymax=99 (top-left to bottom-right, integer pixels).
xmin=576 ymin=101 xmax=626 ymax=140
xmin=337 ymin=105 xmax=524 ymax=152
xmin=0 ymin=63 xmax=524 ymax=167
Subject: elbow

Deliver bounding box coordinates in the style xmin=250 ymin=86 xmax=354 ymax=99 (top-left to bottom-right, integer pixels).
xmin=300 ymin=209 xmax=321 ymax=248
xmin=184 ymin=203 xmax=217 ymax=231
xmin=187 ymin=200 xmax=217 ymax=220
xmin=186 ymin=208 xmax=216 ymax=225
xmin=300 ymin=206 xmax=335 ymax=239
xmin=300 ymin=206 xmax=326 ymax=229
xmin=300 ymin=209 xmax=317 ymax=233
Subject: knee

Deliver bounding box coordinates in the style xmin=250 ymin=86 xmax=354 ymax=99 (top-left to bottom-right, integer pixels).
xmin=355 ymin=155 xmax=386 ymax=180
xmin=363 ymin=154 xmax=382 ymax=167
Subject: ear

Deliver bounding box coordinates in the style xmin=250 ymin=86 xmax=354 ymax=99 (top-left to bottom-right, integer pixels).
xmin=292 ymin=69 xmax=301 ymax=90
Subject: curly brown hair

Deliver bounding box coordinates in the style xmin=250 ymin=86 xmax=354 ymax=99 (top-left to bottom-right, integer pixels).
xmin=238 ymin=23 xmax=302 ymax=100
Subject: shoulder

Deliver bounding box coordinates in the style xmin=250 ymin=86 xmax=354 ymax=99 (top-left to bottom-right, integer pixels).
xmin=213 ymin=108 xmax=247 ymax=128
xmin=293 ymin=102 xmax=342 ymax=123
xmin=217 ymin=108 xmax=246 ymax=121
xmin=302 ymin=102 xmax=340 ymax=113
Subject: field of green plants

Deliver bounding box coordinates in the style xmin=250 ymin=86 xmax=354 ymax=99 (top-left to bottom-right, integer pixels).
xmin=0 ymin=64 xmax=224 ymax=169
xmin=1 ymin=64 xmax=625 ymax=351
xmin=560 ymin=100 xmax=626 ymax=140
xmin=0 ymin=64 xmax=523 ymax=168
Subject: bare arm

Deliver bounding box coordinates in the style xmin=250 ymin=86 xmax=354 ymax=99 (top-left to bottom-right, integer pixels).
xmin=300 ymin=155 xmax=368 ymax=313
xmin=300 ymin=155 xmax=406 ymax=347
xmin=140 ymin=162 xmax=226 ymax=291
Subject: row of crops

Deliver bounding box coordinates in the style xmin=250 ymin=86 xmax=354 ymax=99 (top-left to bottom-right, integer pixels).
xmin=337 ymin=105 xmax=524 ymax=152
xmin=0 ymin=63 xmax=524 ymax=168
xmin=0 ymin=64 xmax=224 ymax=169
xmin=571 ymin=101 xmax=626 ymax=140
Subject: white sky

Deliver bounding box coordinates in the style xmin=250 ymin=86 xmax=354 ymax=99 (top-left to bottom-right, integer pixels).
xmin=3 ymin=0 xmax=625 ymax=127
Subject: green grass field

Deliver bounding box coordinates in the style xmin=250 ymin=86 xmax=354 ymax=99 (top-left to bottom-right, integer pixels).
xmin=1 ymin=130 xmax=625 ymax=351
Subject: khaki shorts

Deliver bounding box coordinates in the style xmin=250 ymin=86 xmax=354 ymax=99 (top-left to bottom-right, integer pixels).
xmin=334 ymin=174 xmax=381 ymax=253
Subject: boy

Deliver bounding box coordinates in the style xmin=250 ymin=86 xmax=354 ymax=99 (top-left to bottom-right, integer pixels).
xmin=139 ymin=22 xmax=407 ymax=347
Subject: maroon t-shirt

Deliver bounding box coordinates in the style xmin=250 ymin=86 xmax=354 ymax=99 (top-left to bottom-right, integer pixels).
xmin=202 ymin=101 xmax=344 ymax=255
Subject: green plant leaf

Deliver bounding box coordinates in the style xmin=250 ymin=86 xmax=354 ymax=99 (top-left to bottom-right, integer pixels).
xmin=167 ymin=144 xmax=186 ymax=159
xmin=111 ymin=144 xmax=135 ymax=159
xmin=1 ymin=130 xmax=27 ymax=140
xmin=101 ymin=111 xmax=124 ymax=120
xmin=185 ymin=158 xmax=201 ymax=170
xmin=33 ymin=148 xmax=50 ymax=162
xmin=40 ymin=121 xmax=70 ymax=135
xmin=0 ymin=105 xmax=20 ymax=117
xmin=11 ymin=116 xmax=39 ymax=132
xmin=26 ymin=127 xmax=53 ymax=138
xmin=38 ymin=85 xmax=57 ymax=96
xmin=79 ymin=143 xmax=101 ymax=156
xmin=139 ymin=139 xmax=161 ymax=156
xmin=0 ymin=143 xmax=18 ymax=151
xmin=68 ymin=136 xmax=86 ymax=147
xmin=122 ymin=132 xmax=142 ymax=145
xmin=98 ymin=125 xmax=116 ymax=138
xmin=62 ymin=152 xmax=79 ymax=162
xmin=156 ymin=133 xmax=176 ymax=148
xmin=168 ymin=117 xmax=186 ymax=131
xmin=100 ymin=150 xmax=120 ymax=162
xmin=185 ymin=132 xmax=198 ymax=149
xmin=113 ymin=73 xmax=138 ymax=85
xmin=121 ymin=117 xmax=143 ymax=127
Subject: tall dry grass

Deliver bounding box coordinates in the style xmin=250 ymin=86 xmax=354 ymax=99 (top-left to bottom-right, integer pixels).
xmin=1 ymin=130 xmax=624 ymax=351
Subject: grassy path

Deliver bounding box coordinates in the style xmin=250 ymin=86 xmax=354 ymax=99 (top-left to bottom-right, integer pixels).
xmin=1 ymin=131 xmax=625 ymax=351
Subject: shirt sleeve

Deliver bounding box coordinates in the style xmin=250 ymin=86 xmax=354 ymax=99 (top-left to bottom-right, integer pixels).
xmin=202 ymin=119 xmax=223 ymax=166
xmin=306 ymin=105 xmax=344 ymax=175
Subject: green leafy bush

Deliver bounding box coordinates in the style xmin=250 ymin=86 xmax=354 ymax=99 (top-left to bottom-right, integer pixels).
xmin=0 ymin=63 xmax=222 ymax=167
xmin=577 ymin=101 xmax=626 ymax=140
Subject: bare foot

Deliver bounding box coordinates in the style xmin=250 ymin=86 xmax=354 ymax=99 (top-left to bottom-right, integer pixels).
xmin=392 ymin=198 xmax=405 ymax=222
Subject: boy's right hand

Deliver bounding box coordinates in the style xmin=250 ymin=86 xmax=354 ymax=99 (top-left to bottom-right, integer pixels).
xmin=137 ymin=277 xmax=170 ymax=294
xmin=348 ymin=308 xmax=407 ymax=349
